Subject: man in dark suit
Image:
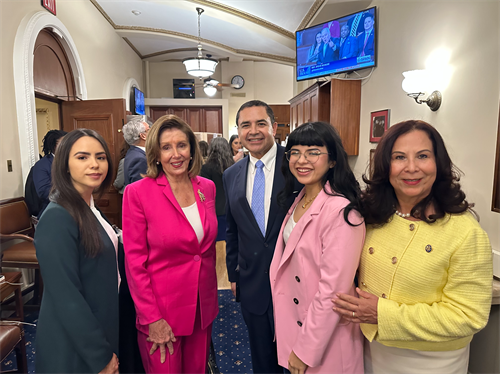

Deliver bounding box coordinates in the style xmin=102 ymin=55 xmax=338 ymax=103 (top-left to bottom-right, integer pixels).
xmin=223 ymin=100 xmax=297 ymax=373
xmin=123 ymin=117 xmax=150 ymax=186
xmin=318 ymin=28 xmax=338 ymax=63
xmin=338 ymin=24 xmax=358 ymax=59
xmin=357 ymin=14 xmax=375 ymax=57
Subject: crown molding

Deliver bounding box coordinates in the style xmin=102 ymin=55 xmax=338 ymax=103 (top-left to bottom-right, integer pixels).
xmin=123 ymin=37 xmax=143 ymax=58
xmin=297 ymin=0 xmax=327 ymax=31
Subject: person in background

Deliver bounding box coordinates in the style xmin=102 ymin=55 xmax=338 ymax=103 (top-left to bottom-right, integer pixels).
xmin=122 ymin=115 xmax=218 ymax=373
xmin=200 ymin=137 xmax=234 ymax=241
xmin=271 ymin=122 xmax=365 ymax=374
xmin=318 ymin=28 xmax=338 ymax=63
xmin=113 ymin=139 xmax=130 ymax=194
xmin=199 ymin=140 xmax=209 ymax=164
xmin=357 ymin=13 xmax=375 ymax=57
xmin=34 ymin=129 xmax=119 ymax=374
xmin=229 ymin=134 xmax=244 ymax=162
xmin=307 ymin=32 xmax=323 ymax=64
xmin=333 ymin=120 xmax=492 ymax=374
xmin=31 ymin=129 xmax=67 ymax=218
xmin=123 ymin=116 xmax=150 ymax=186
xmin=338 ymin=24 xmax=357 ymax=59
xmin=224 ymin=100 xmax=299 ymax=374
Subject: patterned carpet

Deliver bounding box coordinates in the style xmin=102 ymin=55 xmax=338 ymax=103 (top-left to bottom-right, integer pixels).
xmin=1 ymin=289 xmax=252 ymax=374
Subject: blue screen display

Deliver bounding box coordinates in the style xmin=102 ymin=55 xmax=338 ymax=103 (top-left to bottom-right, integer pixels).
xmin=296 ymin=7 xmax=376 ymax=81
xmin=134 ymin=87 xmax=145 ymax=115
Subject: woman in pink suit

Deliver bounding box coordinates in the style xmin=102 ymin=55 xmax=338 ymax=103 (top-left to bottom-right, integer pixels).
xmin=122 ymin=115 xmax=218 ymax=373
xmin=271 ymin=122 xmax=365 ymax=374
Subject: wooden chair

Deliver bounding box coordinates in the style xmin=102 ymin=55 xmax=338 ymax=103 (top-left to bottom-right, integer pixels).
xmin=0 ymin=198 xmax=41 ymax=305
xmin=0 ymin=323 xmax=28 ymax=373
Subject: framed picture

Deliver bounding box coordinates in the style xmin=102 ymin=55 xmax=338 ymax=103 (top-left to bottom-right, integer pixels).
xmin=370 ymin=109 xmax=390 ymax=143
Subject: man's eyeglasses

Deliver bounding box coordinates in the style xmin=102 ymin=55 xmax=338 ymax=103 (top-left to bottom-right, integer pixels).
xmin=285 ymin=150 xmax=329 ymax=164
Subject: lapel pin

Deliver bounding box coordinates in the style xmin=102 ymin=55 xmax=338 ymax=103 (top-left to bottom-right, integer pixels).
xmin=425 ymin=244 xmax=432 ymax=253
xmin=198 ymin=189 xmax=205 ymax=202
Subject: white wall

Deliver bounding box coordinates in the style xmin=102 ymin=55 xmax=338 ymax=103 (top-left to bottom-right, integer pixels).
xmin=0 ymin=0 xmax=143 ymax=199
xmin=313 ymin=0 xmax=500 ymax=250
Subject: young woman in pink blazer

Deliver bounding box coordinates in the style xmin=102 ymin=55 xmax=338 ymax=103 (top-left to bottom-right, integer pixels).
xmin=270 ymin=122 xmax=365 ymax=374
xmin=122 ymin=115 xmax=218 ymax=373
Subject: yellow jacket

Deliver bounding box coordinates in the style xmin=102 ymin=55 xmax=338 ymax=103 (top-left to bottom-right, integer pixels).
xmin=359 ymin=212 xmax=492 ymax=351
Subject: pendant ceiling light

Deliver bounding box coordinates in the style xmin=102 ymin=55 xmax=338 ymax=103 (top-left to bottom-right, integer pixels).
xmin=183 ymin=8 xmax=218 ymax=78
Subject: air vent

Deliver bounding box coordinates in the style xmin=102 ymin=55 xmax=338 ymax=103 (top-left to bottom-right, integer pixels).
xmin=230 ymin=93 xmax=246 ymax=98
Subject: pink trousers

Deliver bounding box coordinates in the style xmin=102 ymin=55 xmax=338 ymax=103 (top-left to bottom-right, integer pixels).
xmin=137 ymin=306 xmax=212 ymax=374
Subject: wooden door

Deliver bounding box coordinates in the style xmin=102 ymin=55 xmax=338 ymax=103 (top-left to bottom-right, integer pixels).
xmin=61 ymin=99 xmax=126 ymax=226
xmin=290 ymin=103 xmax=297 ymax=131
xmin=187 ymin=108 xmax=202 ymax=132
xmin=204 ymin=107 xmax=222 ymax=134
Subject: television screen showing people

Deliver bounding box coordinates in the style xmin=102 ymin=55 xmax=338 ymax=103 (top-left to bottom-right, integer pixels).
xmin=296 ymin=7 xmax=376 ymax=81
xmin=134 ymin=87 xmax=145 ymax=115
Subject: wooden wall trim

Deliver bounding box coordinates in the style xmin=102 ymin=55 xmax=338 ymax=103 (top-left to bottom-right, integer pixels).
xmin=492 ymin=103 xmax=500 ymax=213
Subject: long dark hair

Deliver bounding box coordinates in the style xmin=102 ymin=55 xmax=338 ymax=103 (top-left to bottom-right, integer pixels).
xmin=50 ymin=129 xmax=114 ymax=257
xmin=278 ymin=122 xmax=362 ymax=226
xmin=229 ymin=134 xmax=240 ymax=156
xmin=42 ymin=129 xmax=67 ymax=156
xmin=362 ymin=120 xmax=470 ymax=225
xmin=205 ymin=137 xmax=234 ymax=174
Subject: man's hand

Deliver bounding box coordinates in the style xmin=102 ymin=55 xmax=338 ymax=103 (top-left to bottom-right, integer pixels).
xmin=231 ymin=282 xmax=237 ymax=297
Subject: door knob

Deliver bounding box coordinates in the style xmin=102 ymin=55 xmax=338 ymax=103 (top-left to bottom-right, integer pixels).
xmin=118 ymin=129 xmax=122 ymax=133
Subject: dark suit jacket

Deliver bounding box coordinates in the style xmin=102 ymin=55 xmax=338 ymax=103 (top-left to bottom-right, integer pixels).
xmin=200 ymin=162 xmax=226 ymax=216
xmin=318 ymin=41 xmax=338 ymax=63
xmin=32 ymin=154 xmax=54 ymax=217
xmin=223 ymin=145 xmax=297 ymax=315
xmin=124 ymin=146 xmax=147 ymax=186
xmin=357 ymin=29 xmax=375 ymax=57
xmin=339 ymin=36 xmax=358 ymax=59
xmin=34 ymin=202 xmax=119 ymax=373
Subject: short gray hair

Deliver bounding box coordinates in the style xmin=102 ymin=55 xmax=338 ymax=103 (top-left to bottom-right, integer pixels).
xmin=123 ymin=116 xmax=147 ymax=145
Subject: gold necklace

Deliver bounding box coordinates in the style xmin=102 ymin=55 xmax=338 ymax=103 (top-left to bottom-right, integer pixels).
xmin=302 ymin=192 xmax=320 ymax=209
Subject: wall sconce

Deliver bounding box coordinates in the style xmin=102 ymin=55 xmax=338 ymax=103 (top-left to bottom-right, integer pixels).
xmin=402 ymin=70 xmax=442 ymax=111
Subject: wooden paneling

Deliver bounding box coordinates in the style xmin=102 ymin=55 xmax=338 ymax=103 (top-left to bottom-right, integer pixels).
xmin=149 ymin=106 xmax=223 ymax=135
xmin=204 ymin=107 xmax=222 ymax=133
xmin=188 ymin=108 xmax=202 ymax=132
xmin=61 ymin=99 xmax=126 ymax=226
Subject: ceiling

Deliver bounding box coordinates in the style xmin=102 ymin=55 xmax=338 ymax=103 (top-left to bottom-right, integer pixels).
xmin=90 ymin=0 xmax=372 ymax=66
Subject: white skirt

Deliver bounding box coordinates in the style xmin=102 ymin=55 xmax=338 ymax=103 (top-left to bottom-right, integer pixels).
xmin=364 ymin=339 xmax=470 ymax=374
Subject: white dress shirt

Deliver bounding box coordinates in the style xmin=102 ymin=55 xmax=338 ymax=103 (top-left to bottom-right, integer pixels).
xmin=246 ymin=142 xmax=277 ymax=232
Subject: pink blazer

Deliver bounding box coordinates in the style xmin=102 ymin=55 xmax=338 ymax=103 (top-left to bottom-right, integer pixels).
xmin=270 ymin=184 xmax=365 ymax=373
xmin=122 ymin=174 xmax=219 ymax=337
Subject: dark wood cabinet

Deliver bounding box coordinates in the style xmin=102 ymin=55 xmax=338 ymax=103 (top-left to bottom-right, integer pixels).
xmin=149 ymin=106 xmax=222 ymax=134
xmin=289 ymin=80 xmax=361 ymax=155
xmin=269 ymin=104 xmax=290 ymax=144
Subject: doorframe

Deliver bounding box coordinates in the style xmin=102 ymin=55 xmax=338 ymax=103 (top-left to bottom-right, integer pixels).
xmin=13 ymin=11 xmax=88 ymax=182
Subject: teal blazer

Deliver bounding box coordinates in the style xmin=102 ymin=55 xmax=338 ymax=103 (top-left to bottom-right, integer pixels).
xmin=34 ymin=202 xmax=119 ymax=373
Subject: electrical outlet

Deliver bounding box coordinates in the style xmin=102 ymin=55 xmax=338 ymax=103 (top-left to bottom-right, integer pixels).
xmin=7 ymin=160 xmax=13 ymax=172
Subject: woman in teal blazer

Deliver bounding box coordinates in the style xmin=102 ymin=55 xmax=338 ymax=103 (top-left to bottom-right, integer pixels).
xmin=35 ymin=129 xmax=119 ymax=374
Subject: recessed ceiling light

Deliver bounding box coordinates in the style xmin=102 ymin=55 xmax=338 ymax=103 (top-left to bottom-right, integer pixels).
xmin=131 ymin=10 xmax=141 ymax=16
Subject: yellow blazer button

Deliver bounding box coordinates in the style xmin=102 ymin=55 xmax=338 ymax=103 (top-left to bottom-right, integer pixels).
xmin=382 ymin=293 xmax=387 ymax=299
xmin=392 ymin=257 xmax=397 ymax=264
xmin=368 ymin=247 xmax=374 ymax=254
xmin=409 ymin=223 xmax=415 ymax=231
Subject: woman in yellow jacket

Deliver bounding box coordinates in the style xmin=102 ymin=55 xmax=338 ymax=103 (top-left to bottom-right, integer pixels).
xmin=333 ymin=120 xmax=492 ymax=373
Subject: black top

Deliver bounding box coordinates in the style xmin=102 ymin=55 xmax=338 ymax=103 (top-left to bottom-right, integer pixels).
xmin=200 ymin=162 xmax=226 ymax=216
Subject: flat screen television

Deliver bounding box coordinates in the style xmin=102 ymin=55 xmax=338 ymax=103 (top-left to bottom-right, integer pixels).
xmin=133 ymin=87 xmax=145 ymax=115
xmin=296 ymin=6 xmax=377 ymax=81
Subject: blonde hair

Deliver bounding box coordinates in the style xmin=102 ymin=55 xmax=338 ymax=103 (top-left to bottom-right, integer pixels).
xmin=145 ymin=114 xmax=202 ymax=179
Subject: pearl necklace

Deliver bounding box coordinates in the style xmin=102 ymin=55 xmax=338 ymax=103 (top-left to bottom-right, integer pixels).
xmin=395 ymin=210 xmax=411 ymax=218
xmin=302 ymin=192 xmax=319 ymax=209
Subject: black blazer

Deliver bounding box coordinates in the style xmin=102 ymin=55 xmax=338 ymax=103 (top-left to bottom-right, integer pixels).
xmin=34 ymin=202 xmax=119 ymax=373
xmin=200 ymin=162 xmax=226 ymax=216
xmin=124 ymin=146 xmax=147 ymax=186
xmin=223 ymin=145 xmax=298 ymax=315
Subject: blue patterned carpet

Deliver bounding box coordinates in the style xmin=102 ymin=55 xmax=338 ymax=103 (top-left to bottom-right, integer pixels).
xmin=2 ymin=289 xmax=252 ymax=374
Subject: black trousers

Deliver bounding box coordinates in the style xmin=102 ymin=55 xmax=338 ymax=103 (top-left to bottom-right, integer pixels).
xmin=241 ymin=303 xmax=282 ymax=374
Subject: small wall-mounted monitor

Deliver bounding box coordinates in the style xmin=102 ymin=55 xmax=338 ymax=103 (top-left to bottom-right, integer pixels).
xmin=133 ymin=87 xmax=145 ymax=115
xmin=173 ymin=79 xmax=195 ymax=99
xmin=296 ymin=6 xmax=377 ymax=81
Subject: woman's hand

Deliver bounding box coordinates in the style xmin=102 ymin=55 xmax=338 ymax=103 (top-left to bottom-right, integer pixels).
xmin=148 ymin=319 xmax=177 ymax=363
xmin=288 ymin=350 xmax=308 ymax=374
xmin=99 ymin=353 xmax=119 ymax=374
xmin=332 ymin=287 xmax=379 ymax=324
xmin=233 ymin=151 xmax=244 ymax=162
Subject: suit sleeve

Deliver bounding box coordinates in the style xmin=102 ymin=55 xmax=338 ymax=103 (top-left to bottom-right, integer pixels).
xmin=377 ymin=226 xmax=492 ymax=342
xmin=293 ymin=206 xmax=365 ymax=367
xmin=113 ymin=159 xmax=125 ymax=190
xmin=129 ymin=157 xmax=147 ymax=183
xmin=122 ymin=184 xmax=164 ymax=326
xmin=34 ymin=207 xmax=114 ymax=373
xmin=33 ymin=159 xmax=51 ymax=200
xmin=223 ymin=171 xmax=239 ymax=283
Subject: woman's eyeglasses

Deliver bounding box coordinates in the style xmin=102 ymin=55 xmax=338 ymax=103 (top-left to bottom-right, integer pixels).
xmin=285 ymin=150 xmax=329 ymax=164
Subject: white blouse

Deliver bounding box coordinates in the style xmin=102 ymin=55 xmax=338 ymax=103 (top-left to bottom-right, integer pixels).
xmin=182 ymin=202 xmax=204 ymax=243
xmin=283 ymin=205 xmax=298 ymax=245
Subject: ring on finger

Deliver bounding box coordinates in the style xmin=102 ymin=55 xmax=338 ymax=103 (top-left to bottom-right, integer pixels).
xmin=352 ymin=311 xmax=356 ymax=318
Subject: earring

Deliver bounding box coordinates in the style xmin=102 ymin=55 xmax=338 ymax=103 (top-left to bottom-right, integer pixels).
xmin=156 ymin=161 xmax=160 ymax=165
xmin=190 ymin=156 xmax=193 ymax=160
